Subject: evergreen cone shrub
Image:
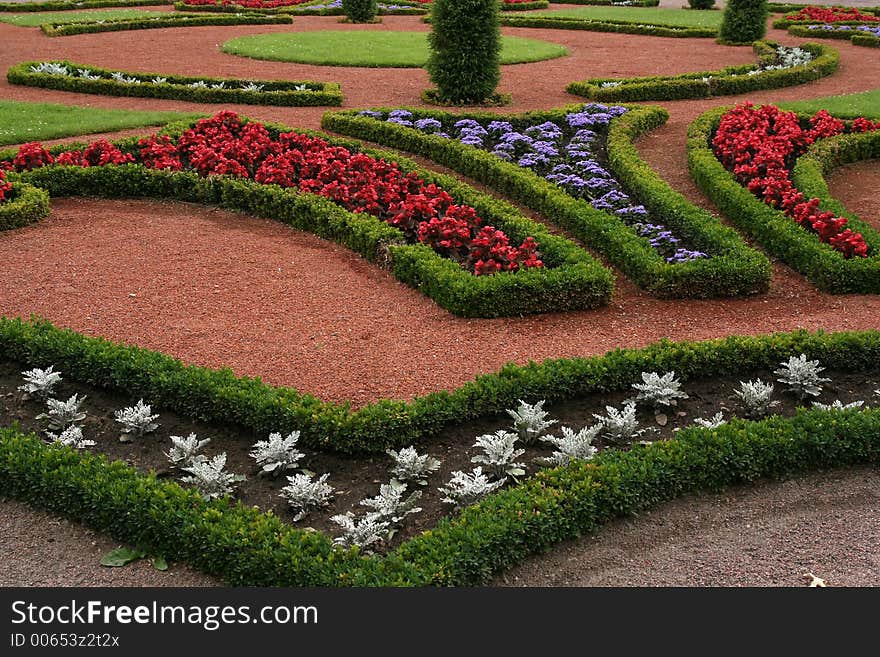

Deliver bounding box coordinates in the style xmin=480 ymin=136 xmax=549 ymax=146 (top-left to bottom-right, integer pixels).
xmin=426 ymin=0 xmax=501 ymax=104
xmin=342 ymin=0 xmax=377 ymax=23
xmin=688 ymin=0 xmax=716 ymax=9
xmin=718 ymin=0 xmax=769 ymax=44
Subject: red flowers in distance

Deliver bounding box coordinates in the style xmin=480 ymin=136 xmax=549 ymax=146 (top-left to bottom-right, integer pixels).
xmin=787 ymin=6 xmax=880 ymax=23
xmin=712 ymin=103 xmax=878 ymax=259
xmin=5 ymin=111 xmax=543 ymax=275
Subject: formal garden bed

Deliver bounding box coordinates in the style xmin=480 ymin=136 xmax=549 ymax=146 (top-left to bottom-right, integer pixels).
xmin=38 ymin=11 xmax=291 ymax=36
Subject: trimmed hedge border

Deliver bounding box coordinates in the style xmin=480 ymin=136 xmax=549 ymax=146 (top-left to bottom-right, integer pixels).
xmin=566 ymin=41 xmax=838 ymax=102
xmin=767 ymin=3 xmax=880 ymax=14
xmin=172 ymin=0 xmax=429 ymax=14
xmin=852 ymin=33 xmax=880 ymax=46
xmin=773 ymin=17 xmax=880 ymax=29
xmin=688 ymin=106 xmax=880 ymax=294
xmin=322 ymin=104 xmax=771 ymax=299
xmin=500 ymin=1 xmax=549 ymax=10
xmin=39 ymin=12 xmax=292 ymax=36
xmin=548 ymin=0 xmax=659 ymax=5
xmin=0 ymin=120 xmax=613 ymax=319
xmin=494 ymin=14 xmax=718 ymax=37
xmin=0 ymin=183 xmax=50 ymax=230
xmin=8 ymin=60 xmax=343 ymax=108
xmin=789 ymin=25 xmax=880 ymax=47
xmin=0 ymin=0 xmax=169 ymax=11
xmin=3 ymin=399 xmax=880 ymax=585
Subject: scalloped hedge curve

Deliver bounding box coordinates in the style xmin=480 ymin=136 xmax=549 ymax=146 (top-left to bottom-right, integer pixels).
xmin=494 ymin=14 xmax=717 ymax=37
xmin=566 ymin=41 xmax=838 ymax=102
xmin=687 ymin=106 xmax=880 ymax=293
xmin=321 ymin=104 xmax=771 ymax=299
xmin=39 ymin=12 xmax=292 ymax=36
xmin=0 ymin=0 xmax=170 ymax=10
xmin=0 ymin=182 xmax=50 ymax=230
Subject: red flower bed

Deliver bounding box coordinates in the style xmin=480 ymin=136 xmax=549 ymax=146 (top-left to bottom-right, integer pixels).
xmin=181 ymin=0 xmax=313 ymax=7
xmin=5 ymin=112 xmax=542 ymax=275
xmin=786 ymin=6 xmax=880 ymax=23
xmin=0 ymin=170 xmax=11 ymax=203
xmin=712 ymin=103 xmax=880 ymax=259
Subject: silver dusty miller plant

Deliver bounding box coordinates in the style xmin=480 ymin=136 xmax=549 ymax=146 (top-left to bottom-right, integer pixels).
xmin=114 ymin=399 xmax=159 ymax=442
xmin=280 ymin=473 xmax=335 ymax=522
xmin=735 ymin=379 xmax=780 ymax=418
xmin=18 ymin=365 xmax=62 ymax=400
xmin=539 ymin=425 xmax=600 ymax=466
xmin=438 ymin=467 xmax=505 ymax=509
xmin=471 ymin=430 xmax=526 ymax=481
xmin=165 ymin=433 xmax=210 ymax=469
xmin=811 ymin=400 xmax=864 ymax=411
xmin=330 ymin=512 xmax=389 ymax=551
xmin=774 ymin=354 xmax=831 ymax=401
xmin=249 ymin=431 xmax=305 ymax=476
xmin=593 ymin=402 xmax=654 ymax=444
xmin=507 ymin=399 xmax=557 ymax=445
xmin=386 ymin=446 xmax=441 ymax=486
xmin=181 ymin=453 xmax=245 ymax=500
xmin=631 ymin=371 xmax=689 ymax=409
xmin=693 ymin=412 xmax=726 ymax=429
xmin=37 ymin=394 xmax=87 ymax=432
xmin=46 ymin=425 xmax=95 ymax=449
xmin=359 ymin=480 xmax=422 ymax=530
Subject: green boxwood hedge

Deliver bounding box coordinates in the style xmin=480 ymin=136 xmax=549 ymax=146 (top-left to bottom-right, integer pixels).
xmin=687 ymin=106 xmax=880 ymax=294
xmin=40 ymin=12 xmax=292 ymax=36
xmin=566 ymin=41 xmax=838 ymax=102
xmin=0 ymin=182 xmax=51 ymax=230
xmin=767 ymin=3 xmax=879 ymax=14
xmin=0 ymin=120 xmax=613 ymax=319
xmin=3 ymin=401 xmax=879 ymax=585
xmin=852 ymin=33 xmax=880 ymax=47
xmin=494 ymin=14 xmax=717 ymax=37
xmin=791 ymin=25 xmax=880 ymax=48
xmin=773 ymin=17 xmax=879 ymax=28
xmin=171 ymin=0 xmax=428 ymax=14
xmin=8 ymin=60 xmax=343 ymax=107
xmin=547 ymin=0 xmax=659 ymax=5
xmin=500 ymin=1 xmax=549 ymax=10
xmin=0 ymin=0 xmax=170 ymax=10
xmin=321 ymin=104 xmax=771 ymax=299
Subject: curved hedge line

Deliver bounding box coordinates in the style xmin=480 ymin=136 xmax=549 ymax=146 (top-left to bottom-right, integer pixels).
xmin=40 ymin=12 xmax=292 ymax=36
xmin=321 ymin=104 xmax=771 ymax=299
xmin=0 ymin=183 xmax=50 ymax=230
xmin=3 ymin=401 xmax=880 ymax=585
xmin=688 ymin=106 xmax=880 ymax=294
xmin=1 ymin=121 xmax=613 ymax=319
xmin=8 ymin=61 xmax=343 ymax=108
xmin=789 ymin=25 xmax=880 ymax=47
xmin=172 ymin=0 xmax=428 ymax=14
xmin=547 ymin=0 xmax=659 ymax=5
xmin=500 ymin=0 xmax=549 ymax=9
xmin=767 ymin=3 xmax=880 ymax=14
xmin=566 ymin=41 xmax=838 ymax=102
xmin=0 ymin=0 xmax=170 ymax=10
xmin=852 ymin=33 xmax=880 ymax=47
xmin=494 ymin=14 xmax=717 ymax=37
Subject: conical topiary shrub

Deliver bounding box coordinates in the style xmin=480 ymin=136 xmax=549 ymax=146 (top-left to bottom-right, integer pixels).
xmin=342 ymin=0 xmax=377 ymax=23
xmin=425 ymin=0 xmax=501 ymax=104
xmin=718 ymin=0 xmax=769 ymax=44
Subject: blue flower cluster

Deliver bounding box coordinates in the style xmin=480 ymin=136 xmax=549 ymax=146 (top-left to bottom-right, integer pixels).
xmin=807 ymin=23 xmax=880 ymax=36
xmin=302 ymin=0 xmax=415 ymax=11
xmin=358 ymin=105 xmax=708 ymax=264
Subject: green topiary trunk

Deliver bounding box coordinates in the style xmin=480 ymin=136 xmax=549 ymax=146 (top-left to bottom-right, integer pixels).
xmin=718 ymin=0 xmax=769 ymax=44
xmin=342 ymin=0 xmax=377 ymax=23
xmin=426 ymin=0 xmax=501 ymax=104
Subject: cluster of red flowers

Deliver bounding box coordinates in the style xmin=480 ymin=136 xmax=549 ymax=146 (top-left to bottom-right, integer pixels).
xmin=787 ymin=6 xmax=880 ymax=23
xmin=182 ymin=0 xmax=313 ymax=7
xmin=712 ymin=103 xmax=879 ymax=259
xmin=0 ymin=169 xmax=12 ymax=204
xmin=4 ymin=112 xmax=543 ymax=275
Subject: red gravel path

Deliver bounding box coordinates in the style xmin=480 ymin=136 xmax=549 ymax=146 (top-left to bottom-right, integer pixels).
xmin=826 ymin=159 xmax=880 ymax=231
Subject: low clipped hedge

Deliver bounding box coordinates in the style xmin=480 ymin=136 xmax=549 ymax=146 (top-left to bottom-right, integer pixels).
xmin=172 ymin=0 xmax=428 ymax=14
xmin=322 ymin=104 xmax=771 ymax=299
xmin=1 ymin=120 xmax=613 ymax=319
xmin=500 ymin=1 xmax=549 ymax=9
xmin=688 ymin=107 xmax=880 ymax=294
xmin=40 ymin=12 xmax=291 ymax=36
xmin=8 ymin=61 xmax=343 ymax=107
xmin=494 ymin=14 xmax=717 ymax=37
xmin=767 ymin=3 xmax=880 ymax=14
xmin=0 ymin=183 xmax=50 ymax=230
xmin=0 ymin=0 xmax=169 ymax=10
xmin=773 ymin=16 xmax=880 ymax=28
xmin=3 ymin=401 xmax=880 ymax=585
xmin=852 ymin=33 xmax=880 ymax=46
xmin=791 ymin=25 xmax=880 ymax=47
xmin=566 ymin=41 xmax=838 ymax=102
xmin=548 ymin=0 xmax=659 ymax=5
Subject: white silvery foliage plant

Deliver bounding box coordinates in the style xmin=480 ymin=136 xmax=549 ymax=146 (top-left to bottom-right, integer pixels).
xmin=471 ymin=430 xmax=526 ymax=480
xmin=735 ymin=379 xmax=779 ymax=418
xmin=31 ymin=62 xmax=69 ymax=76
xmin=37 ymin=394 xmax=87 ymax=431
xmin=18 ymin=365 xmax=62 ymax=400
xmin=280 ymin=473 xmax=335 ymax=522
xmin=693 ymin=412 xmax=726 ymax=429
xmin=210 ymin=82 xmax=226 ymax=89
xmin=386 ymin=446 xmax=440 ymax=486
xmin=539 ymin=425 xmax=600 ymax=466
xmin=330 ymin=512 xmax=389 ymax=551
xmin=812 ymin=400 xmax=864 ymax=411
xmin=188 ymin=80 xmax=208 ymax=89
xmin=181 ymin=453 xmax=245 ymax=500
xmin=507 ymin=399 xmax=557 ymax=445
xmin=774 ymin=354 xmax=831 ymax=401
xmin=593 ymin=402 xmax=654 ymax=444
xmin=165 ymin=433 xmax=210 ymax=468
xmin=110 ymin=71 xmax=126 ymax=82
xmin=47 ymin=425 xmax=94 ymax=449
xmin=438 ymin=467 xmax=505 ymax=509
xmin=241 ymin=82 xmax=264 ymax=92
xmin=151 ymin=76 xmax=167 ymax=84
xmin=114 ymin=399 xmax=159 ymax=442
xmin=631 ymin=371 xmax=688 ymax=409
xmin=249 ymin=431 xmax=305 ymax=476
xmin=359 ymin=480 xmax=422 ymax=527
xmin=77 ymin=68 xmax=100 ymax=81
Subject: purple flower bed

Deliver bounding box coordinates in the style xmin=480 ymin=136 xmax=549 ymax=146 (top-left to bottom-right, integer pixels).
xmin=299 ymin=0 xmax=419 ymax=10
xmin=358 ymin=105 xmax=708 ymax=264
xmin=807 ymin=24 xmax=880 ymax=36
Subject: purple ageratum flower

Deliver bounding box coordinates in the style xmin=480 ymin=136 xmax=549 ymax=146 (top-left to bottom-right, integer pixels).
xmin=551 ymin=163 xmax=574 ymax=174
xmin=667 ymin=249 xmax=708 ymax=264
xmin=570 ymin=129 xmax=598 ymax=144
xmin=575 ymin=160 xmax=611 ymax=178
xmin=487 ymin=120 xmax=514 ymax=134
xmin=532 ymin=141 xmax=560 ymax=157
xmin=518 ymin=152 xmax=551 ymax=168
xmin=615 ymin=205 xmax=649 ymax=220
xmin=435 ymin=132 xmax=451 ymax=139
xmin=584 ymin=177 xmax=616 ymax=193
xmin=414 ymin=118 xmax=443 ymax=133
xmin=595 ymin=189 xmax=631 ymax=209
xmin=499 ymin=131 xmax=533 ymax=146
xmin=358 ymin=110 xmax=383 ymax=119
xmin=389 ymin=109 xmax=413 ymax=119
xmin=493 ymin=142 xmax=515 ymax=153
xmin=453 ymin=118 xmax=482 ymax=132
xmin=566 ymin=146 xmax=594 ymax=159
xmin=387 ymin=118 xmax=413 ymax=127
xmin=460 ymin=134 xmax=484 ymax=147
xmin=525 ymin=121 xmax=563 ymax=140
xmin=492 ymin=149 xmax=513 ymax=161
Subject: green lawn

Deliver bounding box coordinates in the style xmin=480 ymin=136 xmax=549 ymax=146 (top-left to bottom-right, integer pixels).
xmin=531 ymin=6 xmax=724 ymax=28
xmin=0 ymin=9 xmax=169 ymax=26
xmin=0 ymin=100 xmax=203 ymax=146
xmin=222 ymin=30 xmax=568 ymax=67
xmin=780 ymin=89 xmax=880 ymax=119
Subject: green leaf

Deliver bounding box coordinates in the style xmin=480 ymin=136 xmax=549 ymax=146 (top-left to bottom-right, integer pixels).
xmin=100 ymin=546 xmax=144 ymax=568
xmin=151 ymin=555 xmax=168 ymax=571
